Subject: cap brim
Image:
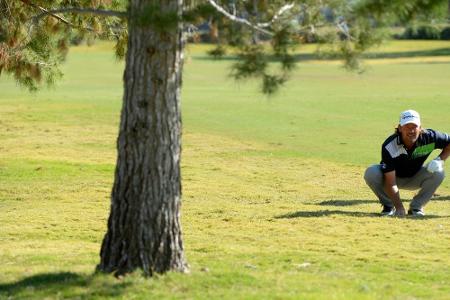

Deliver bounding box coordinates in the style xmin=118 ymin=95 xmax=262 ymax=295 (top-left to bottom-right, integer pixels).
xmin=400 ymin=120 xmax=420 ymax=126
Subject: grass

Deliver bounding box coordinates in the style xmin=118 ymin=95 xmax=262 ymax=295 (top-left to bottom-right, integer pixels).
xmin=1 ymin=40 xmax=450 ymax=299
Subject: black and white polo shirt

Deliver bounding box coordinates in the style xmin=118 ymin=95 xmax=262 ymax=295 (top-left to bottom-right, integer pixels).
xmin=380 ymin=129 xmax=450 ymax=177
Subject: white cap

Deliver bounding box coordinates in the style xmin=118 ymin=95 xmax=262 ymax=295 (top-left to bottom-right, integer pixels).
xmin=399 ymin=109 xmax=421 ymax=126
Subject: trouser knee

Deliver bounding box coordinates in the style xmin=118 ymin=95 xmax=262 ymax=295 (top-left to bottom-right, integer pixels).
xmin=430 ymin=169 xmax=445 ymax=185
xmin=364 ymin=165 xmax=383 ymax=186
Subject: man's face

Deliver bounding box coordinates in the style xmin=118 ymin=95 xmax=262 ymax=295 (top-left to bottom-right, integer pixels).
xmin=399 ymin=123 xmax=421 ymax=146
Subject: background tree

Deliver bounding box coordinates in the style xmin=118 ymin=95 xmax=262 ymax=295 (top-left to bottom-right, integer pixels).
xmin=0 ymin=0 xmax=447 ymax=277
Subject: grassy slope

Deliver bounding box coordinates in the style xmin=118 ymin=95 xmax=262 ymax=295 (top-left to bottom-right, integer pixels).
xmin=0 ymin=41 xmax=450 ymax=299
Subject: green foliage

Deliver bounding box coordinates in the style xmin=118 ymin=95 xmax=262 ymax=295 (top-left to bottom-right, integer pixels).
xmin=231 ymin=43 xmax=290 ymax=95
xmin=339 ymin=41 xmax=362 ymax=71
xmin=114 ymin=31 xmax=128 ymax=60
xmin=272 ymin=26 xmax=297 ymax=71
xmin=230 ymin=42 xmax=293 ymax=94
xmin=183 ymin=3 xmax=219 ymax=23
xmin=221 ymin=10 xmax=299 ymax=95
xmin=207 ymin=45 xmax=227 ymax=59
xmin=221 ymin=22 xmax=247 ymax=47
xmin=355 ymin=0 xmax=447 ymax=24
xmin=441 ymin=27 xmax=450 ymax=40
xmin=262 ymin=73 xmax=285 ymax=94
xmin=402 ymin=24 xmax=442 ymax=40
xmin=0 ymin=0 xmax=126 ymax=91
xmin=232 ymin=45 xmax=267 ymax=79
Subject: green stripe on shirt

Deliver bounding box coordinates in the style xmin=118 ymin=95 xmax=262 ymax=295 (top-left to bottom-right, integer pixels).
xmin=411 ymin=143 xmax=435 ymax=158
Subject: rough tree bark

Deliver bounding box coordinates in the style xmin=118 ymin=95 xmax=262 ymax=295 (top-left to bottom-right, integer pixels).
xmin=97 ymin=0 xmax=188 ymax=276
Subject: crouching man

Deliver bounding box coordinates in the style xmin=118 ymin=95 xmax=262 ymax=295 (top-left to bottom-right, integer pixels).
xmin=364 ymin=110 xmax=450 ymax=216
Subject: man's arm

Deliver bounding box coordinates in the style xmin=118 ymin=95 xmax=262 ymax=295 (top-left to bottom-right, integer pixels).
xmin=438 ymin=143 xmax=450 ymax=161
xmin=383 ymin=170 xmax=406 ymax=216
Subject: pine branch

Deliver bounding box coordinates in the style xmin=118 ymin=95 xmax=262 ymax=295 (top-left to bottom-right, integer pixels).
xmin=257 ymin=3 xmax=295 ymax=28
xmin=19 ymin=0 xmax=71 ymax=25
xmin=19 ymin=0 xmax=126 ymax=32
xmin=0 ymin=0 xmax=12 ymax=18
xmin=33 ymin=7 xmax=127 ymax=22
xmin=206 ymin=0 xmax=273 ymax=36
xmin=17 ymin=1 xmax=126 ymax=47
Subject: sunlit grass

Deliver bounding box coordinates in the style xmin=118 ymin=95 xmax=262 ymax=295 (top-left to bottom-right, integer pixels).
xmin=0 ymin=41 xmax=449 ymax=299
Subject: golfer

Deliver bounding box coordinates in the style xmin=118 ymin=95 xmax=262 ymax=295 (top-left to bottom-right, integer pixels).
xmin=364 ymin=109 xmax=450 ymax=216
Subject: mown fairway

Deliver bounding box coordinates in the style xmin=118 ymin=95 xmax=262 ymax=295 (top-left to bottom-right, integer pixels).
xmin=0 ymin=41 xmax=450 ymax=299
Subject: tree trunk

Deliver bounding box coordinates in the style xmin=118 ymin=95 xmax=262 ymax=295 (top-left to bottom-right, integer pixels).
xmin=97 ymin=0 xmax=188 ymax=276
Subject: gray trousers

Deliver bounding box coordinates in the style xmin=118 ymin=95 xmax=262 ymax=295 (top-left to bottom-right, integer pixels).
xmin=364 ymin=164 xmax=445 ymax=210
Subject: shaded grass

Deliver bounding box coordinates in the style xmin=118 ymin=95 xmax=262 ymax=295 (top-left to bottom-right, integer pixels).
xmin=190 ymin=40 xmax=450 ymax=63
xmin=0 ymin=272 xmax=133 ymax=300
xmin=194 ymin=47 xmax=450 ymax=62
xmin=0 ymin=41 xmax=450 ymax=299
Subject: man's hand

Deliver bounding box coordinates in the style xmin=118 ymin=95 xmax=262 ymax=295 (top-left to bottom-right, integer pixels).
xmin=427 ymin=157 xmax=444 ymax=173
xmin=383 ymin=171 xmax=405 ymax=215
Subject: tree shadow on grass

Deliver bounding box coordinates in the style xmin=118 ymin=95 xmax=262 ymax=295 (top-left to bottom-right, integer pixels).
xmin=315 ymin=199 xmax=374 ymax=206
xmin=432 ymin=195 xmax=450 ymax=201
xmin=276 ymin=209 xmax=447 ymax=219
xmin=364 ymin=47 xmax=450 ymax=59
xmin=313 ymin=195 xmax=449 ymax=207
xmin=276 ymin=209 xmax=380 ymax=219
xmin=0 ymin=272 xmax=130 ymax=299
xmin=194 ymin=47 xmax=450 ymax=62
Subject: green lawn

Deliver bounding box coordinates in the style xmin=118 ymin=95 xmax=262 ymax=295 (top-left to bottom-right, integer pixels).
xmin=1 ymin=40 xmax=450 ymax=299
